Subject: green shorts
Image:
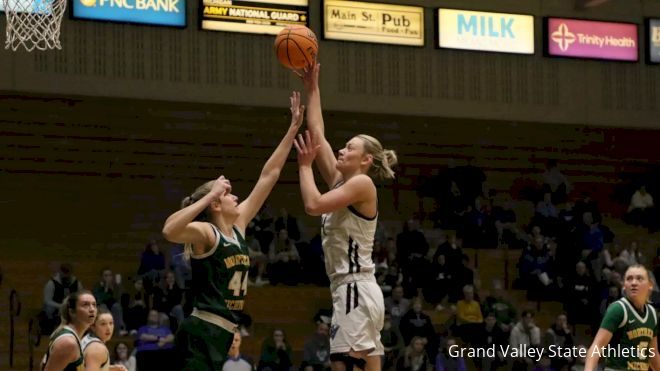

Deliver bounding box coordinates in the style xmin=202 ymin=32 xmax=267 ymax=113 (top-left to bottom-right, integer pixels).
xmin=175 ymin=315 xmax=235 ymax=371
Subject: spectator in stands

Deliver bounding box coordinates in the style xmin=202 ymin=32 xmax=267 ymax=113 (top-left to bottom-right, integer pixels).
xmin=542 ymin=160 xmax=570 ymax=204
xmin=381 ymin=311 xmax=404 ymax=371
xmin=454 ymin=285 xmax=483 ymax=345
xmin=448 ymin=254 xmax=474 ymax=304
xmin=301 ymin=319 xmax=330 ymax=371
xmin=275 ymin=207 xmax=301 ymax=242
xmin=152 ymin=270 xmax=184 ymax=330
xmin=579 ymin=212 xmax=605 ymax=279
xmin=268 ymin=229 xmax=301 ymax=286
xmin=510 ymin=311 xmax=541 ymax=371
xmin=564 ymin=262 xmax=595 ymax=326
xmin=544 ymin=313 xmax=574 ymax=371
xmin=247 ymin=234 xmax=269 ymax=287
xmin=534 ymin=192 xmax=559 ymax=237
xmin=434 ymin=337 xmax=466 ymax=371
xmin=617 ymin=241 xmax=643 ymax=267
xmin=248 ymin=205 xmax=276 ymax=253
xmin=385 ymin=285 xmax=410 ymax=328
xmin=423 ymin=253 xmax=451 ymax=311
xmin=113 ymin=342 xmax=136 ymax=371
xmin=475 ymin=313 xmax=507 ymax=371
xmin=258 ymin=329 xmax=294 ymax=371
xmin=396 ymin=336 xmax=432 ymax=371
xmin=92 ymin=268 xmax=127 ymax=336
xmin=397 ymin=219 xmax=430 ymax=298
xmin=224 ymin=333 xmax=254 ymax=371
xmin=42 ymin=263 xmax=83 ymax=333
xmin=435 ymin=233 xmax=462 ymax=277
xmin=137 ymin=240 xmax=166 ymax=292
xmin=481 ymin=279 xmax=516 ymax=333
xmin=519 ymin=237 xmax=555 ymax=300
xmin=624 ymin=185 xmax=656 ymax=230
xmin=169 ymin=243 xmax=191 ymax=290
xmin=399 ymin=298 xmax=436 ymax=359
xmin=135 ymin=309 xmax=176 ymax=371
xmin=493 ymin=200 xmax=522 ymax=249
xmin=122 ymin=277 xmax=149 ymax=335
xmin=599 ymin=285 xmax=621 ymax=317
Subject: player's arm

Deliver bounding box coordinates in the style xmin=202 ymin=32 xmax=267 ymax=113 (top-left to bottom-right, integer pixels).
xmin=649 ymin=336 xmax=660 ymax=371
xmin=84 ymin=342 xmax=108 ymax=371
xmin=162 ymin=175 xmax=230 ymax=252
xmin=295 ymin=131 xmax=375 ymax=216
xmin=236 ymin=92 xmax=304 ymax=232
xmin=43 ymin=337 xmax=79 ymax=371
xmin=585 ymin=328 xmax=612 ymax=370
xmin=302 ymin=63 xmax=341 ymax=188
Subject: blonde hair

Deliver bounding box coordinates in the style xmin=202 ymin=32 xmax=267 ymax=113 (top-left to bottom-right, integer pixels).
xmin=356 ymin=134 xmax=397 ymax=180
xmin=180 ymin=180 xmax=215 ymax=260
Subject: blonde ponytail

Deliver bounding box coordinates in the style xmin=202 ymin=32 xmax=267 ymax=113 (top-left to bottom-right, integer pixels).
xmin=357 ymin=134 xmax=398 ymax=181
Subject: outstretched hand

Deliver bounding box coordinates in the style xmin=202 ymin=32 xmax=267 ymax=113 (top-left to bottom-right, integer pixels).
xmin=210 ymin=175 xmax=231 ymax=199
xmin=289 ymin=91 xmax=305 ymax=130
xmin=293 ymin=130 xmax=320 ymax=167
xmin=291 ymin=62 xmax=320 ymax=92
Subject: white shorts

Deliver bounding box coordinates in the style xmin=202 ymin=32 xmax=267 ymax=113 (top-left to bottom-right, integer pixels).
xmin=330 ymin=280 xmax=384 ymax=356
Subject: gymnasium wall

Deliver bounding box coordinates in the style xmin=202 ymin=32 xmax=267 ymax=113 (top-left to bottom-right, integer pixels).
xmin=0 ymin=0 xmax=659 ymax=128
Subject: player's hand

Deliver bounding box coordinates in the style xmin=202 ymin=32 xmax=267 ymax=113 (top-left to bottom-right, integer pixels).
xmin=289 ymin=91 xmax=305 ymax=130
xmin=294 ymin=130 xmax=320 ymax=167
xmin=301 ymin=63 xmax=320 ymax=92
xmin=210 ymin=175 xmax=232 ymax=199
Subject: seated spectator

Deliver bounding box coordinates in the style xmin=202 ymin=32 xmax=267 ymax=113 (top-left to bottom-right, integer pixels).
xmin=224 ymin=333 xmax=254 ymax=371
xmin=135 ymin=309 xmax=175 ymax=371
xmin=475 ymin=313 xmax=507 ymax=371
xmin=435 ymin=338 xmax=466 ymax=371
xmin=510 ymin=311 xmax=541 ymax=371
xmin=454 ymin=285 xmax=483 ymax=345
xmin=122 ymin=277 xmax=149 ymax=334
xmin=542 ymin=160 xmax=570 ymax=204
xmin=381 ymin=265 xmax=403 ymax=296
xmin=564 ymin=262 xmax=595 ymax=326
xmin=138 ymin=240 xmax=166 ymax=292
xmin=268 ymin=229 xmax=301 ymax=286
xmin=300 ymin=320 xmax=330 ymax=371
xmin=544 ymin=313 xmax=574 ymax=371
xmin=624 ymin=185 xmax=657 ymax=231
xmin=448 ymin=254 xmax=474 ymax=303
xmin=92 ymin=268 xmax=126 ymax=336
xmin=258 ymin=329 xmax=294 ymax=371
xmin=169 ymin=243 xmax=191 ymax=290
xmin=399 ymin=299 xmax=436 ymax=359
xmin=396 ymin=336 xmax=432 ymax=371
xmin=518 ymin=237 xmax=554 ymax=300
xmin=534 ymin=192 xmax=560 ymax=237
xmin=247 ymin=235 xmax=269 ymax=287
xmin=381 ymin=311 xmax=404 ymax=371
xmin=423 ymin=254 xmax=452 ymax=311
xmin=617 ymin=241 xmax=643 ymax=267
xmin=41 ymin=263 xmax=83 ymax=334
xmin=113 ymin=341 xmax=136 ymax=371
xmin=493 ymin=200 xmax=522 ymax=249
xmin=152 ymin=270 xmax=184 ymax=330
xmin=385 ymin=285 xmax=410 ymax=328
xmin=275 ymin=207 xmax=301 ymax=242
xmin=481 ymin=279 xmax=516 ymax=333
xmin=397 ymin=219 xmax=430 ymax=297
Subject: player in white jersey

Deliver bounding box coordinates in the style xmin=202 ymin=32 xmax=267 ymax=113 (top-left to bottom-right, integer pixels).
xmin=295 ymin=62 xmax=398 ymax=371
xmin=82 ymin=308 xmax=126 ymax=371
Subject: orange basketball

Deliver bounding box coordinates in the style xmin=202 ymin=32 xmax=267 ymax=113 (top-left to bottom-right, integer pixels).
xmin=274 ymin=25 xmax=318 ymax=69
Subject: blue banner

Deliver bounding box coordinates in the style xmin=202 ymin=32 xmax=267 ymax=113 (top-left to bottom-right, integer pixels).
xmin=72 ymin=0 xmax=186 ymax=27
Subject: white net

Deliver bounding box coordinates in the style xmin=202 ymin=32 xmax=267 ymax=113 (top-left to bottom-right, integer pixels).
xmin=2 ymin=0 xmax=67 ymax=51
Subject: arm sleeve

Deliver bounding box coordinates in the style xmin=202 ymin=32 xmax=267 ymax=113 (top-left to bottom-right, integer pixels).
xmin=600 ymin=301 xmax=625 ymax=333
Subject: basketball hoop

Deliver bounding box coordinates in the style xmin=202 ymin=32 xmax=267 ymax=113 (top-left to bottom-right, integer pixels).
xmin=2 ymin=0 xmax=67 ymax=51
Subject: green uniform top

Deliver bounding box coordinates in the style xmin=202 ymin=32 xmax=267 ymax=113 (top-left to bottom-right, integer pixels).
xmin=190 ymin=223 xmax=250 ymax=323
xmin=41 ymin=326 xmax=84 ymax=371
xmin=599 ymin=297 xmax=658 ymax=371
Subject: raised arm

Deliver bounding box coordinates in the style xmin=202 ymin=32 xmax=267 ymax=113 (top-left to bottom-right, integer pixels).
xmin=294 ymin=130 xmax=375 ymax=216
xmin=235 ymin=91 xmax=304 ymax=231
xmin=302 ymin=63 xmax=341 ymax=188
xmin=162 ymin=176 xmax=231 ymax=252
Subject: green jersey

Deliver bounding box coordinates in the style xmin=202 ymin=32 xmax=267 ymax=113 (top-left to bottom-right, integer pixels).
xmin=41 ymin=326 xmax=84 ymax=371
xmin=190 ymin=224 xmax=250 ymax=322
xmin=599 ymin=297 xmax=658 ymax=371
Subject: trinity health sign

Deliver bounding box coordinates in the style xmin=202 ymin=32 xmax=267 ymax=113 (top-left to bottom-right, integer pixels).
xmin=546 ymin=18 xmax=638 ymax=61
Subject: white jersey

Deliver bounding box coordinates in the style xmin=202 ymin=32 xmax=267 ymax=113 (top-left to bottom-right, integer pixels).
xmin=322 ymin=203 xmax=377 ymax=290
xmin=81 ymin=334 xmax=110 ymax=371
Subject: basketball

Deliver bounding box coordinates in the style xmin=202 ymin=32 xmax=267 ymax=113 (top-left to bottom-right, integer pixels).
xmin=274 ymin=25 xmax=318 ymax=69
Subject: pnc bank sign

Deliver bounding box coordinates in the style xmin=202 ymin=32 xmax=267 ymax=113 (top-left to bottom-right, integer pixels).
xmin=72 ymin=0 xmax=186 ymax=27
xmin=437 ymin=8 xmax=534 ymax=54
xmin=546 ymin=18 xmax=637 ymax=61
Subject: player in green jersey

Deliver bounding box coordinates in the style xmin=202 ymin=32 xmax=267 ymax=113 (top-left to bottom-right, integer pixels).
xmin=585 ymin=264 xmax=660 ymax=371
xmin=42 ymin=290 xmax=97 ymax=371
xmin=162 ymin=91 xmax=305 ymax=371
